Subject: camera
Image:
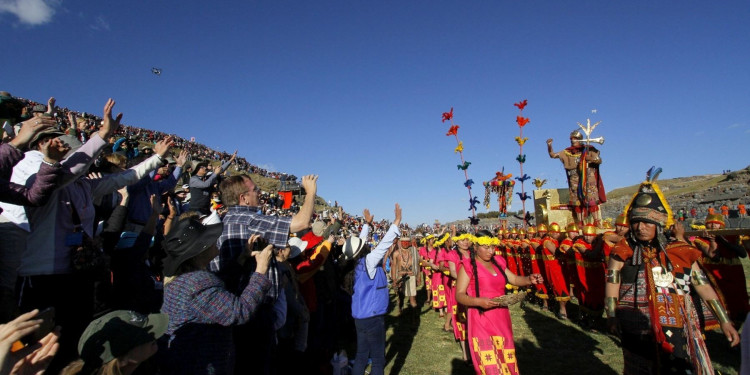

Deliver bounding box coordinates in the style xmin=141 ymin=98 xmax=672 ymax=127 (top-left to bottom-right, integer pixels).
xmin=252 ymin=237 xmax=268 ymax=252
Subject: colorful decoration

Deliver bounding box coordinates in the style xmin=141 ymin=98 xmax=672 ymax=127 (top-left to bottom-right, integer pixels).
xmin=454 ymin=141 xmax=464 ymax=153
xmin=533 ymin=178 xmax=547 ymax=189
xmin=443 ymin=107 xmax=480 ymax=227
xmin=516 ymin=116 xmax=530 ymax=127
xmin=483 ymin=168 xmax=515 ymax=219
xmin=442 ymin=107 xmax=454 ymax=123
xmin=514 ymin=99 xmax=531 ymax=227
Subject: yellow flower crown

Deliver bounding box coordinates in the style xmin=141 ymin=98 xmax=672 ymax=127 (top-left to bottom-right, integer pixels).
xmin=471 ymin=236 xmax=500 ymax=246
xmin=434 ymin=233 xmax=451 ymax=247
xmin=451 ymin=233 xmax=474 ymax=242
xmin=419 ymin=234 xmax=435 ymax=245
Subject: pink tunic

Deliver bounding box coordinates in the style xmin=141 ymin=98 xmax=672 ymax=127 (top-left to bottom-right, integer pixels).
xmin=430 ymin=248 xmax=447 ymax=309
xmin=460 ymin=257 xmax=519 ymax=375
xmin=446 ymin=249 xmax=467 ymax=341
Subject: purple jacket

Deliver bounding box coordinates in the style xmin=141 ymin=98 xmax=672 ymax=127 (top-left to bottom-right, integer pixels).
xmin=0 ymin=143 xmax=60 ymax=212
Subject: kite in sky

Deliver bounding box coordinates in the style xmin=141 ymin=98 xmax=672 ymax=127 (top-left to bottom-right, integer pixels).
xmin=151 ymin=68 xmax=162 ymax=76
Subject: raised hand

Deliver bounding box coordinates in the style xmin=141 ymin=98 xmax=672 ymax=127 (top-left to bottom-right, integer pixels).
xmin=393 ymin=203 xmax=402 ymax=226
xmin=301 ymin=175 xmax=318 ymax=198
xmin=39 ymin=137 xmax=69 ymax=164
xmin=153 ymin=136 xmax=175 ymax=158
xmin=98 ymin=98 xmax=123 ymax=139
xmin=176 ymin=149 xmax=189 ymax=168
xmin=10 ymin=117 xmax=57 ymax=149
xmin=363 ymin=209 xmax=374 ymax=224
xmin=46 ymin=97 xmax=56 ymax=116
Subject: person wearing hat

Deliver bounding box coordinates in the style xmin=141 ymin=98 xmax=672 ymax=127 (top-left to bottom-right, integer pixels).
xmin=541 ymin=222 xmax=571 ymax=319
xmin=547 ymin=130 xmax=607 ymax=227
xmin=692 ymin=214 xmax=748 ymax=325
xmin=340 ymin=205 xmax=401 ymax=375
xmin=455 ymin=230 xmax=543 ymax=375
xmin=188 ymin=151 xmax=236 ymax=215
xmin=6 ymin=100 xmax=181 ymax=373
xmin=60 ymin=310 xmax=167 ymax=375
xmin=160 ymin=218 xmax=273 ymax=375
xmin=605 ymin=173 xmax=739 ymax=374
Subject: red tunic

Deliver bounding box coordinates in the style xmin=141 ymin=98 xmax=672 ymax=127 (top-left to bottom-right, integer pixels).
xmin=572 ymin=239 xmax=605 ymax=312
xmin=541 ymin=237 xmax=570 ymax=301
xmin=695 ymin=236 xmax=750 ymax=323
xmin=528 ymin=238 xmax=548 ymax=299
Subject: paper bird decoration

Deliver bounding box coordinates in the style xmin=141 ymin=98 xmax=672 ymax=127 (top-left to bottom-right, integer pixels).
xmin=454 ymin=141 xmax=464 ymax=153
xmin=516 ymin=192 xmax=530 ymax=201
xmin=457 ymin=161 xmax=471 ymax=170
xmin=514 ymin=136 xmax=528 ymax=146
xmin=442 ymin=107 xmax=454 ymax=123
xmin=533 ymin=178 xmax=547 ymax=189
xmin=514 ymin=99 xmax=528 ymax=110
xmin=516 ymin=116 xmax=530 ymax=127
xmin=469 ymin=216 xmax=480 ymax=225
xmin=469 ymin=196 xmax=481 ymax=211
xmin=516 ymin=154 xmax=526 ymax=163
xmin=515 ymin=174 xmax=530 ymax=182
xmin=464 ymin=179 xmax=474 ymax=188
xmin=446 ymin=125 xmax=459 ymax=136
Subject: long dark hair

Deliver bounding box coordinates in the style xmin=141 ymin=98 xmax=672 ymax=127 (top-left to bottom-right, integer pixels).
xmin=470 ymin=230 xmax=503 ymax=300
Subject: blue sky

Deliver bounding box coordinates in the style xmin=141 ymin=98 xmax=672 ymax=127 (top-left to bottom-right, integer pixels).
xmin=2 ymin=0 xmax=749 ymax=225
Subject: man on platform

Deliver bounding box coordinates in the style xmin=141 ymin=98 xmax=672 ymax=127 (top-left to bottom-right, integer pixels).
xmin=547 ymin=130 xmax=606 ymax=226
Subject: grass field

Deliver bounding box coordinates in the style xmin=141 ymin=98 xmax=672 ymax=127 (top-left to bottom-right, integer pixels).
xmin=379 ymin=257 xmax=748 ymax=375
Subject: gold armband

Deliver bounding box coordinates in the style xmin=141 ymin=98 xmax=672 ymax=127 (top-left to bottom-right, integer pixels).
xmin=605 ymin=269 xmax=621 ymax=284
xmin=706 ymin=299 xmax=730 ymax=324
xmin=690 ymin=269 xmax=710 ymax=286
xmin=604 ymin=297 xmax=618 ymax=318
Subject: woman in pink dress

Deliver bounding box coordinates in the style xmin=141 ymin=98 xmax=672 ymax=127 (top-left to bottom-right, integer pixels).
xmin=456 ymin=230 xmax=543 ymax=375
xmin=445 ymin=231 xmax=471 ymax=363
xmin=427 ymin=235 xmax=448 ymax=317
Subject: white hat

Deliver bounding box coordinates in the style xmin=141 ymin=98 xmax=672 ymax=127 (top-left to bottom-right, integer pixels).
xmin=288 ymin=237 xmax=308 ymax=258
xmin=342 ymin=236 xmax=365 ymax=260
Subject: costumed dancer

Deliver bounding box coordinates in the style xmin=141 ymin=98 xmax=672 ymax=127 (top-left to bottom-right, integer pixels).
xmin=446 ymin=230 xmax=472 ymax=364
xmin=600 ymin=214 xmax=629 ymax=264
xmin=528 ymin=225 xmax=550 ymax=311
xmin=605 ymin=171 xmax=739 ymax=374
xmin=547 ymin=128 xmax=606 ymax=227
xmin=426 ymin=234 xmax=448 ymax=317
xmin=436 ymin=234 xmax=454 ymax=331
xmin=418 ymin=235 xmax=434 ymax=295
xmin=541 ymin=223 xmax=571 ymax=319
xmin=455 ymin=230 xmax=544 ymax=375
xmin=504 ymin=229 xmax=519 ymax=276
xmin=571 ymin=224 xmax=606 ymax=330
xmin=560 ymin=222 xmax=580 ymax=296
xmin=692 ymin=214 xmax=749 ymax=326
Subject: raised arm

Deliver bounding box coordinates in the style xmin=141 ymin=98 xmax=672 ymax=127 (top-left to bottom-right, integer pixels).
xmin=365 ymin=203 xmax=401 ymax=277
xmin=289 ymin=175 xmax=318 ymax=233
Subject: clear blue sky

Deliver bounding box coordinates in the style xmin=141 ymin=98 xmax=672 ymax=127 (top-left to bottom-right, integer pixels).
xmin=2 ymin=0 xmax=749 ymax=225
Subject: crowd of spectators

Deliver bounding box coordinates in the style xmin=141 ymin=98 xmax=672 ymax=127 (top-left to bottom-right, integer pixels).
xmin=2 ymin=94 xmax=297 ymax=183
xmin=0 ymin=92 xmax=415 ymax=375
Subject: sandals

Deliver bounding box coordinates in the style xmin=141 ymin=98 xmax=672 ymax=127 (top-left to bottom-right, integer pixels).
xmin=558 ymin=313 xmax=568 ymax=321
